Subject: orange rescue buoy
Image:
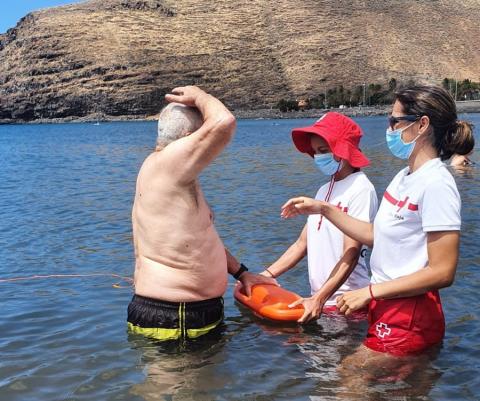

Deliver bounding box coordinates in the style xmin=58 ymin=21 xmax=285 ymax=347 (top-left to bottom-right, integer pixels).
xmin=234 ymin=284 xmax=304 ymax=322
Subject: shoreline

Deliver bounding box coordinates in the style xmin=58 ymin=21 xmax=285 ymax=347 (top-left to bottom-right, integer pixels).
xmin=0 ymin=106 xmax=389 ymax=125
xmin=1 ymin=101 xmax=479 ymax=125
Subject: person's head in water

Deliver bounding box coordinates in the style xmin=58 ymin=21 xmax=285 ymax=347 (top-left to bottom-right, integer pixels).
xmin=156 ymin=103 xmax=203 ymax=149
xmin=390 ymin=85 xmax=475 ymax=160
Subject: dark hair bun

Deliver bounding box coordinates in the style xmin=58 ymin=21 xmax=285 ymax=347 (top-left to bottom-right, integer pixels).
xmin=443 ymin=120 xmax=475 ymax=159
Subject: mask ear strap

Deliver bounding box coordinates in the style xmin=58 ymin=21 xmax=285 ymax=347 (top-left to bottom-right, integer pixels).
xmin=404 ymin=131 xmax=423 ymax=145
xmin=398 ymin=121 xmax=417 ymax=139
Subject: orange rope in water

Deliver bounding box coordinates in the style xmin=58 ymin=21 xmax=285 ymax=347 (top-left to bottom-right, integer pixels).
xmin=0 ymin=273 xmax=134 ymax=287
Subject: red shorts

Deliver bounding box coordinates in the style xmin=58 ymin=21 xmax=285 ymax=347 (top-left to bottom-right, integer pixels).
xmin=323 ymin=305 xmax=368 ymax=321
xmin=364 ymin=290 xmax=445 ymax=356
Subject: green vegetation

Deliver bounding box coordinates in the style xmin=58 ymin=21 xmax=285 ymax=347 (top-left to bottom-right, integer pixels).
xmin=275 ymin=79 xmax=395 ymax=111
xmin=442 ymin=78 xmax=480 ymax=101
xmin=276 ymin=99 xmax=299 ymax=112
xmin=276 ymin=77 xmax=480 ymax=111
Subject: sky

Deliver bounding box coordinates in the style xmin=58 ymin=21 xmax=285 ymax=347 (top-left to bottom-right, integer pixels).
xmin=0 ymin=1 xmax=83 ymax=33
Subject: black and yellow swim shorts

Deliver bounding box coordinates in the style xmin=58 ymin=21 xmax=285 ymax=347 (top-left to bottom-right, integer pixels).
xmin=127 ymin=294 xmax=224 ymax=341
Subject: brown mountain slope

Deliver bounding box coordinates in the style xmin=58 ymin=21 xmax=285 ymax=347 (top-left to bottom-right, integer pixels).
xmin=1 ymin=0 xmax=479 ymax=121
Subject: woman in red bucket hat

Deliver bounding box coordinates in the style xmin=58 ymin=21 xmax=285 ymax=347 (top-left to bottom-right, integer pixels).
xmin=280 ymin=85 xmax=475 ymax=361
xmin=260 ymin=112 xmax=378 ymax=323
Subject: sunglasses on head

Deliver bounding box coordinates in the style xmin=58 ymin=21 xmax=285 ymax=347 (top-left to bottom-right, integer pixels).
xmin=388 ymin=115 xmax=420 ymax=130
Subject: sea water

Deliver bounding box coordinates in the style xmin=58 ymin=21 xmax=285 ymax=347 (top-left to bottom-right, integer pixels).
xmin=0 ymin=114 xmax=479 ymax=401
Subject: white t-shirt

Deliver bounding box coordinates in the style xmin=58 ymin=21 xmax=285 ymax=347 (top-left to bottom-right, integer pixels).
xmin=307 ymin=171 xmax=378 ymax=305
xmin=370 ymin=158 xmax=461 ymax=283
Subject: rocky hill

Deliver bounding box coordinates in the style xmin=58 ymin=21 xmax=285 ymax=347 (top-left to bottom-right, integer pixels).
xmin=1 ymin=0 xmax=479 ymax=122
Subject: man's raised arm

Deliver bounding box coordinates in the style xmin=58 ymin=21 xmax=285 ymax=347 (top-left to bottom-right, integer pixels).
xmin=159 ymin=86 xmax=236 ymax=183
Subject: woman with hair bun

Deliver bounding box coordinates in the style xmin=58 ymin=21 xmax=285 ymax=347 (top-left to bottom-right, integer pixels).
xmin=281 ymin=85 xmax=475 ymax=357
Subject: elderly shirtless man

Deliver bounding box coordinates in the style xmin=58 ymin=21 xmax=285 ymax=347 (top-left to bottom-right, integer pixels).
xmin=128 ymin=86 xmax=276 ymax=341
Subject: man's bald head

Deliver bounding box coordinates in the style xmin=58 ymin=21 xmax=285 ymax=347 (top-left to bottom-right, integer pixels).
xmin=157 ymin=103 xmax=203 ymax=148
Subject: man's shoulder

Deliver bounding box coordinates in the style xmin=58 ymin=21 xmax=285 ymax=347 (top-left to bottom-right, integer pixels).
xmin=137 ymin=153 xmax=198 ymax=194
xmin=139 ymin=151 xmax=158 ymax=167
xmin=139 ymin=151 xmax=170 ymax=176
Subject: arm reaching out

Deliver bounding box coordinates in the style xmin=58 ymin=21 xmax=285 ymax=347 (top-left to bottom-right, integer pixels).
xmin=281 ymin=196 xmax=374 ymax=247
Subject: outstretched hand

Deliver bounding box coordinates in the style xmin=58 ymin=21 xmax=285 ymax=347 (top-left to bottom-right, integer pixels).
xmin=281 ymin=197 xmax=327 ymax=219
xmin=238 ymin=272 xmax=279 ymax=297
xmin=165 ymin=86 xmax=206 ymax=107
xmin=288 ymin=296 xmax=324 ymax=323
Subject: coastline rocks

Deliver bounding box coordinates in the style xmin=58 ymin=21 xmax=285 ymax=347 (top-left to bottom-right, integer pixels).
xmin=233 ymin=105 xmax=390 ymax=120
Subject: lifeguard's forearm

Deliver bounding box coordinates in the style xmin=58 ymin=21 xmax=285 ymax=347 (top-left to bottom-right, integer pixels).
xmin=267 ymin=240 xmax=307 ymax=278
xmin=323 ymin=204 xmax=374 ymax=247
xmin=371 ymin=231 xmax=459 ymax=299
xmin=371 ymin=265 xmax=454 ymax=299
xmin=267 ymin=225 xmax=307 ymax=278
xmin=313 ymin=246 xmax=360 ymax=302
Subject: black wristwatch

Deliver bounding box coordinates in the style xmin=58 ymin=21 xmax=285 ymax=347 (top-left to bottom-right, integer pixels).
xmin=232 ymin=263 xmax=249 ymax=280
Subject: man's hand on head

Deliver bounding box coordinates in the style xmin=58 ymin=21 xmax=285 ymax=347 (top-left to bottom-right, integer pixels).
xmin=238 ymin=272 xmax=279 ymax=297
xmin=165 ymin=86 xmax=207 ymax=108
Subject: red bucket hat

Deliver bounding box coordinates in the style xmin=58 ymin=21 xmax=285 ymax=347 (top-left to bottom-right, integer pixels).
xmin=291 ymin=112 xmax=370 ymax=168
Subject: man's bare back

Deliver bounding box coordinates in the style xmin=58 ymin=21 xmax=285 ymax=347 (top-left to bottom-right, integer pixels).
xmin=132 ymin=153 xmax=228 ymax=302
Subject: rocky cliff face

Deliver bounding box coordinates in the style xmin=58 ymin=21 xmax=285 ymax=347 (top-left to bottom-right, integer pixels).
xmin=1 ymin=0 xmax=479 ymax=122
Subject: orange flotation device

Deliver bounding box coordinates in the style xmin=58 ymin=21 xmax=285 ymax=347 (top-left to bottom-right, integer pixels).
xmin=234 ymin=284 xmax=304 ymax=322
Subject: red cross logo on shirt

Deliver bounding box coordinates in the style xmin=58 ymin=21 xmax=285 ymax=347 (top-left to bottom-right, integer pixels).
xmin=376 ymin=322 xmax=391 ymax=338
xmin=336 ymin=202 xmax=348 ymax=213
xmin=383 ymin=191 xmax=418 ymax=212
xmin=396 ymin=196 xmax=409 ymax=212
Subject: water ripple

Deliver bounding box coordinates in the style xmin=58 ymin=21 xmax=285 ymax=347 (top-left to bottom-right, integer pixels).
xmin=0 ymin=117 xmax=479 ymax=401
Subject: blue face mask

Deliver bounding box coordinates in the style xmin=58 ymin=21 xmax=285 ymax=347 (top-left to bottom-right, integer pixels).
xmin=313 ymin=153 xmax=341 ymax=176
xmin=385 ymin=122 xmax=421 ymax=160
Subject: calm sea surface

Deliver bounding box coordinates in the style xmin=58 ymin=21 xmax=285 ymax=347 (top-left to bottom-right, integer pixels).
xmin=0 ymin=114 xmax=479 ymax=401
